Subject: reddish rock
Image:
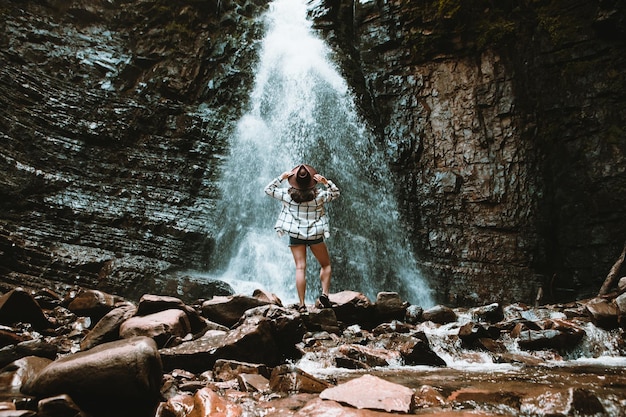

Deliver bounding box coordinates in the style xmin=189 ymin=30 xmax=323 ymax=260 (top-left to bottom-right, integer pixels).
xmin=269 ymin=365 xmax=331 ymax=394
xmin=66 ymin=289 xmax=118 ymax=322
xmin=119 ymin=309 xmax=191 ymax=348
xmin=319 ymin=374 xmax=414 ymax=413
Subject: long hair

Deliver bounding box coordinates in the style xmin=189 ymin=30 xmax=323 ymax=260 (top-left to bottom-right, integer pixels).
xmin=289 ymin=187 xmax=317 ymax=203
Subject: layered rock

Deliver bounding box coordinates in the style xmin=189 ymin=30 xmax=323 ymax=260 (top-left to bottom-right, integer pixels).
xmin=310 ymin=0 xmax=626 ymax=305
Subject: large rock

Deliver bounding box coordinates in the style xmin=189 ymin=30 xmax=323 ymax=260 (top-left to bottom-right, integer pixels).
xmin=21 ymin=336 xmax=163 ymax=417
xmin=0 ymin=288 xmax=51 ymax=330
xmin=319 ymin=374 xmax=414 ymax=413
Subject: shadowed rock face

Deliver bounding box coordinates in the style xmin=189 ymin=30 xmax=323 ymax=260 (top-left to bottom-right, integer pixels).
xmin=1 ymin=0 xmax=625 ymax=306
xmin=310 ymin=0 xmax=626 ymax=304
xmin=0 ymin=0 xmax=268 ymax=299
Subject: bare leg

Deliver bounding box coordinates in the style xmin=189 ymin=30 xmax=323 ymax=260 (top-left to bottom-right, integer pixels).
xmin=290 ymin=245 xmax=307 ymax=306
xmin=310 ymin=242 xmax=331 ymax=296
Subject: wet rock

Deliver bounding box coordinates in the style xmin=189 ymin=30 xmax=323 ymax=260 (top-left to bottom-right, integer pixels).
xmin=584 ymin=297 xmax=620 ymax=329
xmin=294 ymin=397 xmax=397 ymax=416
xmin=328 ymin=291 xmax=375 ymax=327
xmin=237 ymin=373 xmax=270 ymax=393
xmin=448 ymin=388 xmax=521 ymax=410
xmin=269 ymin=365 xmax=331 ymax=394
xmin=336 ymin=344 xmax=401 ymax=368
xmin=422 ymin=305 xmax=457 ymax=324
xmin=458 ymin=321 xmax=501 ymax=346
xmin=373 ymin=292 xmax=408 ymax=323
xmin=213 ymin=359 xmax=270 ymax=381
xmin=21 ymin=336 xmax=162 ymax=417
xmin=119 ymin=309 xmax=192 ymax=348
xmin=214 ymin=316 xmax=280 ymax=366
xmin=136 ymin=294 xmax=208 ymax=334
xmin=412 ymin=385 xmax=446 ymax=409
xmin=301 ymin=307 xmax=341 ymax=334
xmin=159 ymin=329 xmax=227 ymax=373
xmin=520 ymin=388 xmax=605 ymax=416
xmin=0 ymin=340 xmax=58 ymax=369
xmin=512 ymin=318 xmax=586 ymax=351
xmin=0 ymin=289 xmax=51 ymax=331
xmin=155 ymin=387 xmax=242 ymax=417
xmin=380 ymin=332 xmax=447 ymax=367
xmin=79 ymin=303 xmax=137 ymax=351
xmin=37 ymin=394 xmax=87 ymax=417
xmin=405 ymin=304 xmax=423 ymax=324
xmin=470 ymin=302 xmax=504 ymax=323
xmin=66 ymin=289 xmax=118 ymax=323
xmin=319 ymin=374 xmax=414 ymax=413
xmin=237 ymin=304 xmax=306 ymax=353
xmin=201 ymin=294 xmax=271 ymax=327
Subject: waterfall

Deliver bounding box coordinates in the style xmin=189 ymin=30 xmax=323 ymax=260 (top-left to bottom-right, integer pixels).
xmin=205 ymin=0 xmax=433 ymax=307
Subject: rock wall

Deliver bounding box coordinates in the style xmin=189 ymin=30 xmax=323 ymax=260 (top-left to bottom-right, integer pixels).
xmin=0 ymin=0 xmax=268 ymax=299
xmin=311 ymin=0 xmax=626 ymax=304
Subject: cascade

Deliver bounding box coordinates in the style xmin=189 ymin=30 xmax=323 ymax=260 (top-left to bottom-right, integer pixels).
xmin=205 ymin=0 xmax=433 ymax=307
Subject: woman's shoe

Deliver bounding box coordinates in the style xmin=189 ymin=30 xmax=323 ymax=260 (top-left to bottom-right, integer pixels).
xmin=318 ymin=294 xmax=332 ymax=308
xmin=297 ymin=304 xmax=307 ymax=313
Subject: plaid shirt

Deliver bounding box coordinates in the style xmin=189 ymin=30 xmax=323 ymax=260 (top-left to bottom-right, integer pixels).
xmin=264 ymin=177 xmax=340 ymax=240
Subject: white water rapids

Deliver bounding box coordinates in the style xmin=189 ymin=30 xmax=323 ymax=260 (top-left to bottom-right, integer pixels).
xmin=202 ymin=0 xmax=433 ymax=307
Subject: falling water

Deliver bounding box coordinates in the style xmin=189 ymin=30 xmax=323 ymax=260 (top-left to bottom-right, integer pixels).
xmin=206 ymin=0 xmax=433 ymax=307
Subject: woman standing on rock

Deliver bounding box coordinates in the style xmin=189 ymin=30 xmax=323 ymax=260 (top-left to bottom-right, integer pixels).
xmin=264 ymin=164 xmax=340 ymax=312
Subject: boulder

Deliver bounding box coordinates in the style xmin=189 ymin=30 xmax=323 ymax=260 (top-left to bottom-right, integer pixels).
xmin=21 ymin=336 xmax=163 ymax=417
xmin=66 ymin=289 xmax=118 ymax=323
xmin=80 ymin=303 xmax=137 ymax=351
xmin=422 ymin=305 xmax=457 ymax=324
xmin=119 ymin=309 xmax=192 ymax=348
xmin=269 ymin=365 xmax=331 ymax=394
xmin=201 ymin=295 xmax=270 ymax=327
xmin=319 ymin=374 xmax=414 ymax=413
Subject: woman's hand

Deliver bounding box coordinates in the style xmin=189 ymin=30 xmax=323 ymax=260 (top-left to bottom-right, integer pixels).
xmin=280 ymin=171 xmax=292 ymax=180
xmin=314 ymin=174 xmax=328 ymax=185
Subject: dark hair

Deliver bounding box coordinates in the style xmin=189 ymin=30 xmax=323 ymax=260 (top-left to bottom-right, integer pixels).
xmin=289 ymin=187 xmax=317 ymax=203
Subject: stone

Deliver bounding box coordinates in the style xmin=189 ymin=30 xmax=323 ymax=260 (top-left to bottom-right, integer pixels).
xmin=80 ymin=303 xmax=137 ymax=351
xmin=319 ymin=374 xmax=414 ymax=413
xmin=213 ymin=359 xmax=270 ymax=381
xmin=21 ymin=336 xmax=163 ymax=417
xmin=159 ymin=329 xmax=227 ymax=373
xmin=269 ymin=365 xmax=331 ymax=394
xmin=237 ymin=373 xmax=270 ymax=393
xmin=584 ymin=298 xmax=619 ymax=329
xmin=422 ymin=305 xmax=457 ymax=324
xmin=336 ymin=344 xmax=401 ymax=368
xmin=119 ymin=309 xmax=192 ymax=348
xmin=412 ymin=385 xmax=446 ymax=409
xmin=0 ymin=289 xmax=51 ymax=331
xmin=37 ymin=394 xmax=86 ymax=417
xmin=0 ymin=340 xmax=58 ymax=370
xmin=66 ymin=290 xmax=118 ymax=323
xmin=201 ymin=295 xmax=270 ymax=327
xmin=373 ymin=292 xmax=407 ymax=322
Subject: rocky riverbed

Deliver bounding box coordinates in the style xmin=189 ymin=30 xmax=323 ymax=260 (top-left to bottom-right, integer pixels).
xmin=0 ymin=281 xmax=625 ymax=417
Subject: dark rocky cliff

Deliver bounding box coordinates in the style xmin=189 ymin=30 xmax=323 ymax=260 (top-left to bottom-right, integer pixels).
xmin=1 ymin=0 xmax=625 ymax=306
xmin=311 ymin=0 xmax=626 ymax=304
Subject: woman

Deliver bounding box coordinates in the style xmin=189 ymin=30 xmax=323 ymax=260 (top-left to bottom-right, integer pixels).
xmin=264 ymin=164 xmax=340 ymax=312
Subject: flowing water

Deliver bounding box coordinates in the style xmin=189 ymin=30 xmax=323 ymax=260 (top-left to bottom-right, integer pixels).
xmin=203 ymin=0 xmax=433 ymax=307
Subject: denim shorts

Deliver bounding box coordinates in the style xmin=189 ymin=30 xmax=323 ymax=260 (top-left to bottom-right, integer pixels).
xmin=289 ymin=236 xmax=324 ymax=247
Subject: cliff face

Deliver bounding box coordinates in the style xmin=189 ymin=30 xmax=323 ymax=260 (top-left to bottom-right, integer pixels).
xmin=312 ymin=0 xmax=626 ymax=304
xmin=0 ymin=0 xmax=624 ymax=305
xmin=0 ymin=0 xmax=268 ymax=299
